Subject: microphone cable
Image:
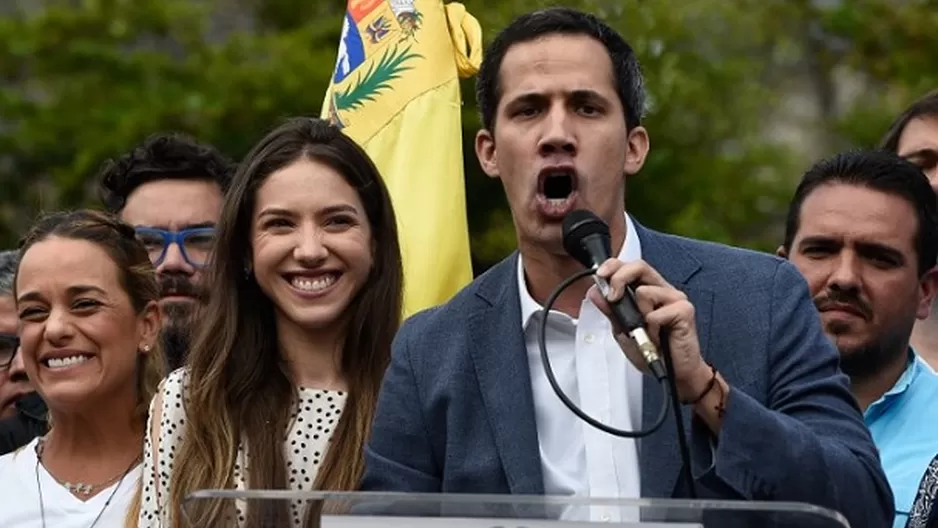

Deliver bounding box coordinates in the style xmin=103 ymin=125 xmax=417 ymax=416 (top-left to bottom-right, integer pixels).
xmin=537 ymin=267 xmax=698 ymax=498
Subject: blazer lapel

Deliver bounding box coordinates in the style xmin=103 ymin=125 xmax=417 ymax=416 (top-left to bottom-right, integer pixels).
xmin=468 ymin=254 xmax=545 ymax=495
xmin=634 ymin=223 xmax=714 ymax=498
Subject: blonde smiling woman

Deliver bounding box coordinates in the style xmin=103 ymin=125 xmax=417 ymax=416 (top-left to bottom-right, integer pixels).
xmin=0 ymin=210 xmax=165 ymax=528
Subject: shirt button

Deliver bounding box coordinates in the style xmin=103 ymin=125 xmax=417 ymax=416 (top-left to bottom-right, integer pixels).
xmin=584 ymin=333 xmax=595 ymax=344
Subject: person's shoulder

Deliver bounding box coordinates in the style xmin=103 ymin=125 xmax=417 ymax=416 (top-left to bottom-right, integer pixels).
xmin=648 ymin=230 xmax=789 ymax=284
xmin=157 ymin=367 xmax=191 ymax=412
xmin=0 ymin=436 xmax=37 ymax=470
xmin=400 ymin=255 xmax=516 ymax=336
xmin=164 ymin=367 xmax=189 ymax=391
xmin=659 ymin=230 xmax=782 ymax=266
xmin=0 ymin=440 xmax=36 ymax=521
xmin=913 ymin=356 xmax=938 ymax=393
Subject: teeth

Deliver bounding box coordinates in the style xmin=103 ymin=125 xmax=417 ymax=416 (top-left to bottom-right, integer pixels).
xmin=291 ymin=275 xmax=337 ymax=292
xmin=45 ymin=355 xmax=90 ymax=369
xmin=547 ymin=199 xmax=568 ymax=206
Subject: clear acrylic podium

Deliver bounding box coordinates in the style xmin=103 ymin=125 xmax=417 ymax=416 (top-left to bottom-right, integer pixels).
xmin=182 ymin=491 xmax=851 ymax=527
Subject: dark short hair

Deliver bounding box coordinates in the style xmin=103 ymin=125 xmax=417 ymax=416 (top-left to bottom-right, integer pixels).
xmin=783 ymin=149 xmax=938 ymax=274
xmin=98 ymin=133 xmax=235 ymax=213
xmin=0 ymin=250 xmax=17 ymax=296
xmin=880 ymin=90 xmax=938 ymax=153
xmin=475 ymin=7 xmax=644 ymax=132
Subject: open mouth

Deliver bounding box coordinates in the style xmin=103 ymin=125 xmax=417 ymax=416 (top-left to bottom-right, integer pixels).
xmin=283 ymin=271 xmax=342 ymax=296
xmin=42 ymin=354 xmax=93 ymax=369
xmin=536 ymin=168 xmax=579 ymax=218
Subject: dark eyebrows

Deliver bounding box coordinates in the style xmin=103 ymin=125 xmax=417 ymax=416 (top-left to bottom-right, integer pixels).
xmin=569 ymin=89 xmax=611 ymax=106
xmin=902 ymin=147 xmax=938 ymax=158
xmin=256 ymin=207 xmax=295 ymax=220
xmin=257 ymin=204 xmax=360 ymax=220
xmin=321 ymin=204 xmax=359 ymax=215
xmin=504 ymin=92 xmax=547 ymax=110
xmin=797 ymin=236 xmax=840 ymax=251
xmin=902 ymin=148 xmax=938 ymax=166
xmin=185 ymin=222 xmax=216 ymax=229
xmin=503 ymin=89 xmax=612 ymax=115
xmin=797 ymin=235 xmax=906 ymax=263
xmin=855 ymin=241 xmax=906 ymax=264
xmin=136 ymin=222 xmax=216 ymax=230
xmin=17 ymin=284 xmax=107 ymax=304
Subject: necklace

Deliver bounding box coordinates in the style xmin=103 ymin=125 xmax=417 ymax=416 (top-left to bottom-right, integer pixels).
xmin=34 ymin=436 xmax=141 ymax=528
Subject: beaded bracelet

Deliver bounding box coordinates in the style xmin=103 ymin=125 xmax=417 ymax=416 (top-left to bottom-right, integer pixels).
xmin=684 ymin=362 xmax=718 ymax=405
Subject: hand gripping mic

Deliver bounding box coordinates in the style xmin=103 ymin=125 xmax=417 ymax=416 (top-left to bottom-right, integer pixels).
xmin=534 ymin=210 xmax=671 ymax=441
xmin=561 ymin=210 xmax=667 ymax=381
xmin=548 ymin=210 xmax=696 ymax=498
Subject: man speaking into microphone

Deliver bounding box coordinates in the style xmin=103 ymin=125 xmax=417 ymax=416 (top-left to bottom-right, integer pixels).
xmin=362 ymin=7 xmax=892 ymax=527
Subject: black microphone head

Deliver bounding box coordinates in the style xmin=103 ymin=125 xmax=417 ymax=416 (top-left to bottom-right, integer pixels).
xmin=562 ymin=210 xmax=611 ymax=268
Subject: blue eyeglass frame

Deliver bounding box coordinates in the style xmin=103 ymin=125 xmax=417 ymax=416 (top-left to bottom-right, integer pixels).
xmin=134 ymin=227 xmax=216 ymax=268
xmin=0 ymin=334 xmax=19 ymax=369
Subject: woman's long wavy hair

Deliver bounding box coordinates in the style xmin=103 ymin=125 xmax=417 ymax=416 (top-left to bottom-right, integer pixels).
xmin=169 ymin=117 xmax=404 ymax=527
xmin=15 ymin=209 xmax=166 ymax=528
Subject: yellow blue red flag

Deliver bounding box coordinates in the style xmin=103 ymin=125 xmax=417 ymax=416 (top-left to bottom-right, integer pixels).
xmin=321 ymin=0 xmax=482 ymax=319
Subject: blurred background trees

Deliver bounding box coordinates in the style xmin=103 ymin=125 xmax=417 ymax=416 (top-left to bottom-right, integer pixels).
xmin=0 ymin=0 xmax=935 ymax=273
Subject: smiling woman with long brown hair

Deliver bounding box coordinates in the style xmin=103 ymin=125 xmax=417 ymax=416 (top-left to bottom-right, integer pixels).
xmin=137 ymin=117 xmax=404 ymax=527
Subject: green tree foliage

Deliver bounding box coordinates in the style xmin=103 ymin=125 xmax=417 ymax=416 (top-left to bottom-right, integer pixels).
xmin=0 ymin=0 xmax=934 ymax=271
xmin=0 ymin=0 xmax=346 ymax=241
xmin=817 ymin=0 xmax=938 ymax=147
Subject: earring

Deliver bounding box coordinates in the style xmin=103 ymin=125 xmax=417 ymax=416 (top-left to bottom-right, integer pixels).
xmin=142 ymin=344 xmax=151 ymax=353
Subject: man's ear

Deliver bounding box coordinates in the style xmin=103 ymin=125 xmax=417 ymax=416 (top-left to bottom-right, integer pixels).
xmin=776 ymin=245 xmax=788 ymax=259
xmin=475 ymin=129 xmax=499 ymax=179
xmin=916 ymin=266 xmax=938 ymax=320
xmin=623 ymin=126 xmax=650 ymax=176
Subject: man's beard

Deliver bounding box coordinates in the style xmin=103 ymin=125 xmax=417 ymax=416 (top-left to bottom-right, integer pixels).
xmin=816 ymin=287 xmax=910 ymax=379
xmin=157 ymin=273 xmax=204 ymax=370
xmin=161 ymin=325 xmax=190 ymax=372
xmin=837 ymin=324 xmax=911 ymax=381
xmin=160 ymin=272 xmax=201 ymax=300
xmin=160 ymin=300 xmax=194 ymax=371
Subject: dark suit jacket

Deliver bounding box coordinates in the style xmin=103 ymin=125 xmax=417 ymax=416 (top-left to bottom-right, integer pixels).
xmin=0 ymin=392 xmax=47 ymax=456
xmin=362 ymin=222 xmax=893 ymax=528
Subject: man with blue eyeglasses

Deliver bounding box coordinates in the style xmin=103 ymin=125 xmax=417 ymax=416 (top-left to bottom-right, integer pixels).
xmin=98 ymin=133 xmax=234 ymax=370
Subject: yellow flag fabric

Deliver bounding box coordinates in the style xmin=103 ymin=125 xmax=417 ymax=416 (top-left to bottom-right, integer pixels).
xmin=321 ymin=0 xmax=482 ymax=319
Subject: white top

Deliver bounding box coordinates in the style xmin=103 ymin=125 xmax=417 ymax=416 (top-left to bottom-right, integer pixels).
xmin=0 ymin=437 xmax=141 ymax=528
xmin=519 ymin=213 xmax=644 ymax=522
xmin=138 ymin=369 xmax=348 ymax=527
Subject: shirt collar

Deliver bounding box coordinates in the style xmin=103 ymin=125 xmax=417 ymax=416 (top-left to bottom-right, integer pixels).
xmin=518 ymin=213 xmax=641 ymax=330
xmin=866 ymin=349 xmax=924 ymax=419
xmin=881 ymin=349 xmax=925 ymax=399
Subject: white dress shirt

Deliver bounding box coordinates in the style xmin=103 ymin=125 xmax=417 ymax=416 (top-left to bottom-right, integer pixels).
xmin=518 ymin=214 xmax=644 ymax=522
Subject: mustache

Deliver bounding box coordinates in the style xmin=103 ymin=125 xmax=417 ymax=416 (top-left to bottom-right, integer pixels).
xmin=815 ymin=290 xmax=872 ymax=319
xmin=158 ymin=274 xmax=204 ymax=300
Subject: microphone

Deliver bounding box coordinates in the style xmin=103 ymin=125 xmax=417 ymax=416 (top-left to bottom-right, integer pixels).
xmin=562 ymin=210 xmax=667 ymax=381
